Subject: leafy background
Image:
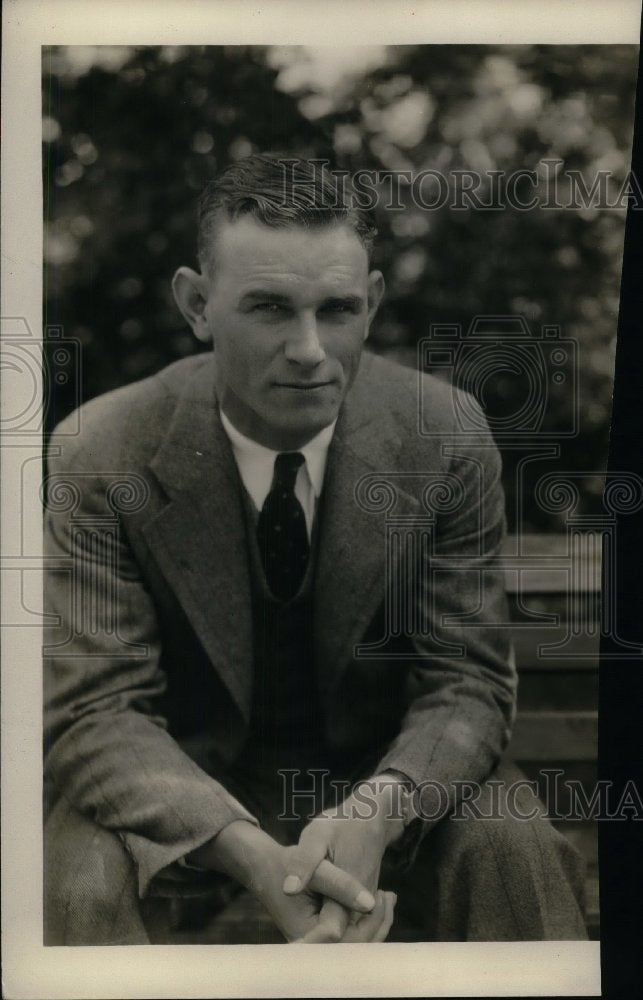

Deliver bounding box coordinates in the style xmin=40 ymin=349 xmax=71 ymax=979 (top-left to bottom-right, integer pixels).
xmin=42 ymin=44 xmax=638 ymax=531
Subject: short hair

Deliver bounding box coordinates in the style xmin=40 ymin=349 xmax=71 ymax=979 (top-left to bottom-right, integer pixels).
xmin=197 ymin=153 xmax=377 ymax=270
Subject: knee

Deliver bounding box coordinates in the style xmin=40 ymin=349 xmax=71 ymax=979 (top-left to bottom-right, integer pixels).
xmin=439 ymin=784 xmax=584 ymax=886
xmin=435 ymin=777 xmax=551 ymax=867
xmin=45 ymin=799 xmax=142 ymax=944
xmin=439 ymin=810 xmax=533 ymax=869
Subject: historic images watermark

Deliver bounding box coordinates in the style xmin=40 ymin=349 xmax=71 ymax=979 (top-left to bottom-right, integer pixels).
xmin=1 ymin=316 xmax=153 ymax=651
xmin=277 ymin=769 xmax=643 ymax=825
xmin=1 ymin=317 xmax=82 ymax=436
xmin=275 ymin=157 xmax=643 ymax=212
xmin=40 ymin=470 xmax=152 ymax=659
xmin=4 ymin=313 xmax=642 ymax=662
xmin=349 ymin=312 xmax=643 ymax=663
xmin=418 ymin=315 xmax=578 ymax=441
xmin=2 ymin=318 xmax=83 ymax=635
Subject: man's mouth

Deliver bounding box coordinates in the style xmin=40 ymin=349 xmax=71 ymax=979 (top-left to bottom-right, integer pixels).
xmin=275 ymin=381 xmax=333 ymax=390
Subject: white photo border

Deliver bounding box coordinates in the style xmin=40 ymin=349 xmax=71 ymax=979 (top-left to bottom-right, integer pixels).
xmin=4 ymin=0 xmax=641 ymax=996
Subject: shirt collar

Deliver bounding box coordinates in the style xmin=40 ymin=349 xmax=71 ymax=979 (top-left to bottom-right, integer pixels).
xmin=219 ymin=408 xmax=336 ymax=500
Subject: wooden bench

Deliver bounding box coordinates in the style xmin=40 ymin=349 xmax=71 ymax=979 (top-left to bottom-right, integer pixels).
xmin=505 ymin=532 xmax=599 ymax=938
xmin=166 ymin=532 xmax=599 ymax=943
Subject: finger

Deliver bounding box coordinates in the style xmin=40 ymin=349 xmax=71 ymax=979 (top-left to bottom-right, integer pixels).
xmin=341 ymin=890 xmax=386 ymax=943
xmin=309 ymin=858 xmax=375 ymax=913
xmin=282 ymin=835 xmax=328 ymax=895
xmin=346 ymin=890 xmax=395 ymax=943
xmin=297 ymin=899 xmax=350 ymax=944
xmin=372 ymin=891 xmax=396 ymax=943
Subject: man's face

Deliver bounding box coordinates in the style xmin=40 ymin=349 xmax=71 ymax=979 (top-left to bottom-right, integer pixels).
xmin=190 ymin=216 xmax=384 ymax=450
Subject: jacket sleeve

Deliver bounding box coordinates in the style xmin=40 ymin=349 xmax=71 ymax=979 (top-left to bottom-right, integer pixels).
xmin=374 ymin=404 xmax=517 ymax=859
xmin=43 ymin=424 xmax=257 ymax=898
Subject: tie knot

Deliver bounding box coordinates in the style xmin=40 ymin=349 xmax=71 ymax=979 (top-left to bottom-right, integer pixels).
xmin=273 ymin=452 xmax=305 ymax=491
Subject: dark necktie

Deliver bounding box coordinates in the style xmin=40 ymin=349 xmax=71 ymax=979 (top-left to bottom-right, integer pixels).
xmin=257 ymin=452 xmax=310 ymax=601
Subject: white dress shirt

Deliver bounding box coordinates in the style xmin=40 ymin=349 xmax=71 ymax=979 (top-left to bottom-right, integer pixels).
xmin=219 ymin=409 xmax=337 ymax=539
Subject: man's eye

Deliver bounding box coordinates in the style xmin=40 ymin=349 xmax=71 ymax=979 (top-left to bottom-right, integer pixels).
xmin=322 ymin=302 xmax=356 ymax=315
xmin=253 ymin=302 xmax=283 ymax=313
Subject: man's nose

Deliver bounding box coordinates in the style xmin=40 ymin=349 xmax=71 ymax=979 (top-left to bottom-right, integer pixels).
xmin=283 ymin=313 xmax=326 ymax=366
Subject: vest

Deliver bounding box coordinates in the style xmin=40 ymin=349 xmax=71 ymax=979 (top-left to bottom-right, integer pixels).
xmin=234 ymin=486 xmax=331 ymax=777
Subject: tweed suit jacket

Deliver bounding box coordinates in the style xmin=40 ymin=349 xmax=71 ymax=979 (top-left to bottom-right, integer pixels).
xmin=43 ymin=349 xmax=517 ymax=897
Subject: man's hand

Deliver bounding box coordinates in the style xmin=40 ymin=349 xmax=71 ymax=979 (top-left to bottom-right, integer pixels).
xmin=187 ymin=819 xmax=380 ymax=943
xmin=281 ymin=774 xmax=407 ymax=943
xmin=319 ymin=888 xmax=397 ymax=944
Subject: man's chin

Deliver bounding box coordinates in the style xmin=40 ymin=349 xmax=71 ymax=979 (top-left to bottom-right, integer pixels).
xmin=266 ymin=406 xmax=339 ymax=448
xmin=269 ymin=386 xmax=342 ymax=424
xmin=280 ymin=414 xmax=335 ymax=438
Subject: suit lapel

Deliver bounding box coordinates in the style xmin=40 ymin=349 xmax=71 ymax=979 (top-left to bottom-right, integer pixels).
xmin=141 ymin=360 xmax=253 ymax=722
xmin=314 ymin=365 xmax=422 ymax=706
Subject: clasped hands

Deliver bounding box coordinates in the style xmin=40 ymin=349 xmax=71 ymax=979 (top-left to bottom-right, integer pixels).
xmin=199 ymin=776 xmax=406 ymax=943
xmin=280 ymin=778 xmax=405 ymax=943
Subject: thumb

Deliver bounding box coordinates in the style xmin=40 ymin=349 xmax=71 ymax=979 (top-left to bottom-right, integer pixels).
xmin=282 ymin=837 xmax=328 ymax=895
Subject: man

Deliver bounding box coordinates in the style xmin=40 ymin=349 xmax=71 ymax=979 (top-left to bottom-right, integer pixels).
xmin=43 ymin=154 xmax=587 ymax=944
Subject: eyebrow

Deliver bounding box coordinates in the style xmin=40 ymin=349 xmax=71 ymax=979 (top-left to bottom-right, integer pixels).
xmin=238 ymin=290 xmax=364 ymax=309
xmin=239 ymin=291 xmax=292 ymax=306
xmin=322 ymin=294 xmax=364 ymax=310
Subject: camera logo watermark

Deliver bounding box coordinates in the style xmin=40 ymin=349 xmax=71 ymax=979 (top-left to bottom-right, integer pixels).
xmin=418 ymin=316 xmax=578 ymax=442
xmin=345 ymin=311 xmax=643 ymax=662
xmin=1 ymin=317 xmax=82 ymax=436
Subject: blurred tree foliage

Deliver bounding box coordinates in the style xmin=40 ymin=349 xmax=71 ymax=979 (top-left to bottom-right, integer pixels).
xmin=43 ymin=44 xmax=638 ymax=530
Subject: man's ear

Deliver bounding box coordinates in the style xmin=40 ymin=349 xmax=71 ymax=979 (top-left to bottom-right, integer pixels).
xmin=171 ymin=267 xmax=212 ymax=343
xmin=365 ymin=270 xmax=385 ymax=339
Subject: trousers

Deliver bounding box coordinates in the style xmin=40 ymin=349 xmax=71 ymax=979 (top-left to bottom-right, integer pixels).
xmin=44 ymin=758 xmax=588 ymax=944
